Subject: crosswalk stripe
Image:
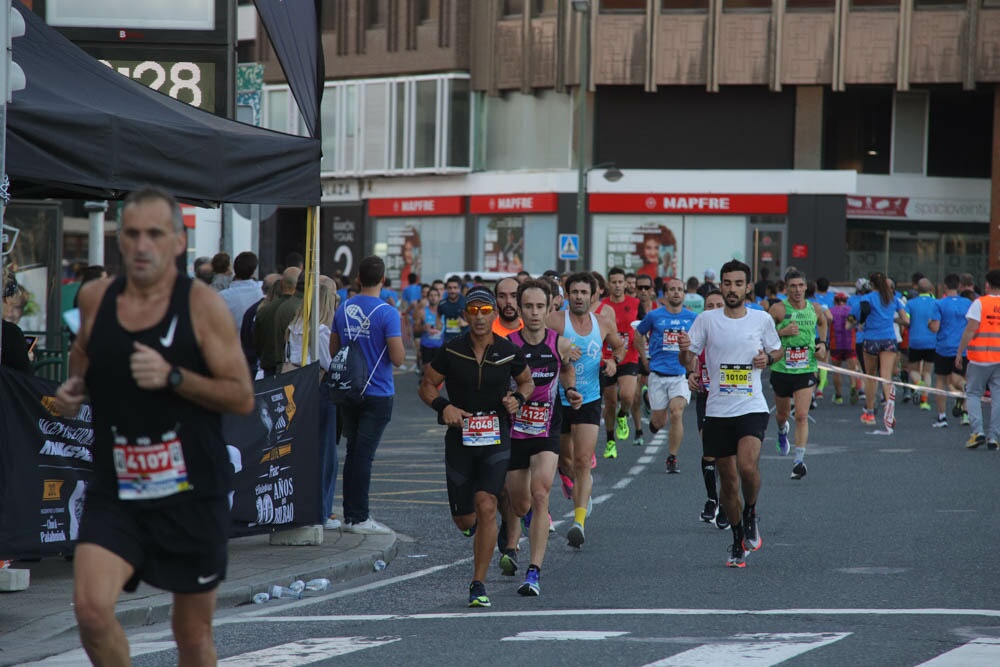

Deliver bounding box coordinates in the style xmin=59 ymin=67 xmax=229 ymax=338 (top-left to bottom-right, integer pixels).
xmin=218 ymin=637 xmax=402 ymax=666
xmin=640 ymin=632 xmax=851 ymax=667
xmin=22 ymin=642 xmax=176 ymax=666
xmin=502 ymin=630 xmax=630 ymax=641
xmin=914 ymin=637 xmax=1000 ymax=666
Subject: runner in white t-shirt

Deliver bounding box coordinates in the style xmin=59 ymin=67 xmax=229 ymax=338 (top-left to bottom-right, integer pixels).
xmin=679 ymin=260 xmax=781 ymax=569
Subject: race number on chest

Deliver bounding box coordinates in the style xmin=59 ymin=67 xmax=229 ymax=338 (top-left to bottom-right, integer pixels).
xmin=719 ymin=364 xmax=753 ymax=396
xmin=462 ymin=411 xmax=501 ymax=446
xmin=513 ymin=401 xmax=550 ymax=437
xmin=112 ymin=429 xmax=191 ymax=500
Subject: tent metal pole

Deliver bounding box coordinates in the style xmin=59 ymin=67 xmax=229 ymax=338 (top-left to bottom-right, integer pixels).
xmin=310 ymin=205 xmax=320 ymax=364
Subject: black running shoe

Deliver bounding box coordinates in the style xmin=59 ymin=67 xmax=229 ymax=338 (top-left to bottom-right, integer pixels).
xmin=790 ymin=460 xmax=808 ymax=479
xmin=743 ymin=509 xmax=762 ymax=552
xmin=716 ymin=506 xmax=730 ymax=530
xmin=468 ymin=580 xmax=490 ymax=607
xmin=701 ymin=499 xmax=718 ymax=523
xmin=726 ymin=541 xmax=747 ymax=568
xmin=499 ymin=548 xmax=518 ymax=576
xmin=665 ymin=455 xmax=679 ymax=474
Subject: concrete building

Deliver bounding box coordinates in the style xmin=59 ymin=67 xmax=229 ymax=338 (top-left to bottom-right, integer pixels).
xmin=255 ymin=0 xmax=999 ymax=286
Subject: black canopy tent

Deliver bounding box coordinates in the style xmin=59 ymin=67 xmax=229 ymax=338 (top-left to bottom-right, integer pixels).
xmin=5 ymin=2 xmax=320 ymax=207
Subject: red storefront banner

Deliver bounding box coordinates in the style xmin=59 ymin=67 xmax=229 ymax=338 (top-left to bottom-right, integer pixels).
xmin=368 ymin=196 xmax=466 ymax=217
xmin=589 ymin=193 xmax=789 ymax=215
xmin=845 ymin=196 xmax=909 ymax=218
xmin=469 ymin=193 xmax=559 ymax=214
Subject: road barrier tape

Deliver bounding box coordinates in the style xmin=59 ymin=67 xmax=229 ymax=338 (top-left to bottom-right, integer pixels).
xmin=816 ymin=361 xmax=981 ymax=401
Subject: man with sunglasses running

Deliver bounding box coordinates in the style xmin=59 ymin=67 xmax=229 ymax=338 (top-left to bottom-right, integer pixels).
xmin=420 ymin=288 xmax=534 ymax=607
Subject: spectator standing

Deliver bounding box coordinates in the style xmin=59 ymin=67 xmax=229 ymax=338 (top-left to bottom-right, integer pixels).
xmin=1 ymin=265 xmax=32 ymax=373
xmin=252 ymin=268 xmax=300 ymax=377
xmin=219 ymin=252 xmax=260 ymax=329
xmin=683 ymin=276 xmax=705 ymax=314
xmin=696 ymin=269 xmax=717 ymax=298
xmin=331 ymin=256 xmax=406 ymax=533
xmin=209 ymin=252 xmax=232 ymax=292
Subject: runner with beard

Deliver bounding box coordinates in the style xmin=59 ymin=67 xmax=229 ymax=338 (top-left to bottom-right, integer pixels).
xmin=679 ymin=260 xmax=781 ymax=568
xmin=546 ymin=273 xmax=623 ymax=548
xmin=493 ymin=277 xmax=523 ymax=337
xmin=499 ymin=279 xmax=582 ymax=594
xmin=635 ymin=277 xmax=695 ymax=474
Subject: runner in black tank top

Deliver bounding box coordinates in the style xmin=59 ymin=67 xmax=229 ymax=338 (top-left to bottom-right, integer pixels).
xmin=54 ymin=187 xmax=254 ymax=666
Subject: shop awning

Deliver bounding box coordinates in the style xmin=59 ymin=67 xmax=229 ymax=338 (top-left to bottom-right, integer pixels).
xmin=4 ymin=2 xmax=320 ymax=207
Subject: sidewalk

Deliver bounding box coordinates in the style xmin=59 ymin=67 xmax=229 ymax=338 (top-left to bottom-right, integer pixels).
xmin=0 ymin=526 xmax=397 ymax=666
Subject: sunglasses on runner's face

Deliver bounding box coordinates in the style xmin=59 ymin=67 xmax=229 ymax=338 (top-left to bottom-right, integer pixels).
xmin=637 ymin=285 xmax=652 ymax=290
xmin=465 ymin=304 xmax=495 ymax=316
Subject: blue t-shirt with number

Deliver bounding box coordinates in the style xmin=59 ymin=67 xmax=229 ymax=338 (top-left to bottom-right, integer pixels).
xmin=333 ymin=295 xmax=401 ymax=397
xmin=636 ymin=308 xmax=697 ymax=376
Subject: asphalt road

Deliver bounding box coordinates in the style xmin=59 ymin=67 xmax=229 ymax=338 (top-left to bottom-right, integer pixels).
xmin=29 ymin=373 xmax=1000 ymax=666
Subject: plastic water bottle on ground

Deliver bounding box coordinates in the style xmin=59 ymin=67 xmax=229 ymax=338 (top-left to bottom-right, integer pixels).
xmin=270 ymin=584 xmax=302 ymax=600
xmin=289 ymin=579 xmax=306 ymax=593
xmin=373 ymin=559 xmax=387 ymax=572
xmin=304 ymin=578 xmax=330 ymax=591
xmin=251 ymin=593 xmax=270 ymax=604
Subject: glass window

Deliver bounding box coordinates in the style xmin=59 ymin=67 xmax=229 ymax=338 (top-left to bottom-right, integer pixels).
xmin=662 ymin=0 xmax=709 ymax=10
xmin=418 ymin=0 xmax=438 ymax=22
xmin=343 ymin=84 xmax=358 ymax=171
xmin=375 ymin=218 xmax=465 ymax=286
xmin=823 ymin=88 xmax=893 ymax=175
xmin=786 ymin=0 xmax=835 ymax=8
xmin=363 ymin=82 xmax=390 ymax=172
xmin=320 ymin=86 xmax=338 ymax=173
xmin=724 ymin=0 xmax=770 ymax=9
xmin=891 ymin=91 xmax=927 ymax=175
xmin=926 ymin=89 xmax=993 ymax=178
xmin=477 ymin=215 xmax=557 ymax=274
xmin=414 ymin=80 xmax=438 ymax=169
xmin=846 ymin=223 xmax=989 ymax=286
xmin=264 ymin=88 xmax=289 ymax=133
xmin=601 ymin=0 xmax=646 ymax=12
xmin=449 ymin=78 xmax=471 ymax=168
xmin=852 ymin=0 xmax=899 ymax=7
xmin=504 ymin=0 xmax=525 ymax=16
xmin=394 ymin=81 xmax=407 ymax=171
xmin=366 ymin=0 xmax=383 ymax=28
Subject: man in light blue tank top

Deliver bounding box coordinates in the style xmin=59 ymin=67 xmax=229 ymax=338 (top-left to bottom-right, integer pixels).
xmin=545 ymin=272 xmax=623 ymax=549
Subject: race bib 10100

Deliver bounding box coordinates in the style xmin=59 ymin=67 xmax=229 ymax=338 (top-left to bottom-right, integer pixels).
xmin=719 ymin=364 xmax=753 ymax=396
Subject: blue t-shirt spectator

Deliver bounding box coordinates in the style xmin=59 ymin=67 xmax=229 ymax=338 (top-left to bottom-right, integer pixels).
xmin=402 ymin=284 xmax=422 ymax=306
xmin=812 ymin=291 xmax=835 ymax=311
xmin=857 ymin=292 xmax=905 ymax=340
xmin=931 ymin=295 xmax=973 ymax=356
xmin=333 ymin=295 xmax=402 ymax=397
xmin=636 ymin=307 xmax=697 ymax=376
xmin=905 ymin=294 xmax=938 ymax=350
xmin=337 ymin=287 xmax=349 ymax=303
xmin=379 ymin=288 xmax=398 ymax=305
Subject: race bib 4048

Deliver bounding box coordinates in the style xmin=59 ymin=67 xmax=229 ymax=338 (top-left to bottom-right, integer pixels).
xmin=462 ymin=412 xmax=501 ymax=447
xmin=719 ymin=364 xmax=753 ymax=396
xmin=112 ymin=430 xmax=191 ymax=501
xmin=785 ymin=346 xmax=809 ymax=370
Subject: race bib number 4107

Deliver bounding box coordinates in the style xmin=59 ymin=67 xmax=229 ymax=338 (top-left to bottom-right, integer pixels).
xmin=113 ymin=430 xmax=191 ymax=500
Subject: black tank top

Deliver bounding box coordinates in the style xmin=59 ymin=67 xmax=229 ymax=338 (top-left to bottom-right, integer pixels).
xmin=85 ymin=273 xmax=227 ymax=505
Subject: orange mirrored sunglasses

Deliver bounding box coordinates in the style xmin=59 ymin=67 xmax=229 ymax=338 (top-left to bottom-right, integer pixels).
xmin=465 ymin=304 xmax=495 ymax=316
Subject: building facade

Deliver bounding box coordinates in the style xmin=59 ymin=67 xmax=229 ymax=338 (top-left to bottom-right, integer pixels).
xmin=255 ymin=0 xmax=999 ymax=286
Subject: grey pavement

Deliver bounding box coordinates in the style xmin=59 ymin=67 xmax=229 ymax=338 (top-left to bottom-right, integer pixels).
xmin=0 ymin=527 xmax=397 ymax=666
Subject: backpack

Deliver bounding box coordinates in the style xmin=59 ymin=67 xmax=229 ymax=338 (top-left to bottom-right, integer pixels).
xmin=326 ymin=302 xmax=388 ymax=406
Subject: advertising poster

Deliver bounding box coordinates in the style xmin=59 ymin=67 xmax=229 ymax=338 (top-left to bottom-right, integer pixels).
xmin=384 ymin=224 xmax=422 ymax=286
xmin=482 ymin=217 xmax=525 ymax=273
xmin=604 ymin=218 xmax=683 ymax=281
xmin=0 ymin=365 xmax=321 ymax=558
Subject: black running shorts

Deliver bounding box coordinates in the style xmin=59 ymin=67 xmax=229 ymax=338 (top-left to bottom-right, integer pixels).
xmin=701 ymin=413 xmax=769 ymax=459
xmin=600 ymin=362 xmax=640 ymax=389
xmin=77 ymin=493 xmax=229 ymax=594
xmin=908 ymin=347 xmax=935 ymax=364
xmin=444 ymin=428 xmax=511 ymax=516
xmin=934 ymin=352 xmax=967 ymax=378
xmin=420 ymin=345 xmax=442 ymax=366
xmin=508 ymin=435 xmax=560 ymax=470
xmin=560 ymin=399 xmax=602 ymax=433
xmin=695 ymin=391 xmax=707 ymax=434
xmin=769 ymin=370 xmax=817 ymax=398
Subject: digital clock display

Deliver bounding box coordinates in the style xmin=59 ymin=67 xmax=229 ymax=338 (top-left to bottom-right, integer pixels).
xmin=98 ymin=58 xmax=216 ymax=112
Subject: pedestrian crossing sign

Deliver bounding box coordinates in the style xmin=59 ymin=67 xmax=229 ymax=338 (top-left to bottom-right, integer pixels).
xmin=558 ymin=234 xmax=580 ymax=261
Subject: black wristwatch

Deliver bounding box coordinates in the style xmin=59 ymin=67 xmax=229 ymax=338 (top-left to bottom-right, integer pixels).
xmin=512 ymin=391 xmax=526 ymax=408
xmin=167 ymin=366 xmax=183 ymax=390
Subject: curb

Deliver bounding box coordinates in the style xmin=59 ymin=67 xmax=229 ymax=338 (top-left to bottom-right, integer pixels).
xmin=110 ymin=535 xmax=399 ymax=630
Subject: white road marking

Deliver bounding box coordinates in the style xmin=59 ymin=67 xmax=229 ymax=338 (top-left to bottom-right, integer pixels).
xmin=218 ymin=637 xmax=401 ymax=666
xmin=591 ymin=493 xmax=613 ymax=505
xmin=613 ymin=477 xmax=634 ymax=489
xmin=638 ymin=456 xmax=654 ymax=464
xmin=915 ymin=637 xmax=1000 ymax=666
xmin=641 ymin=632 xmax=850 ymax=667
xmin=646 ymin=446 xmax=661 ymax=454
xmin=628 ymin=465 xmax=645 ymax=475
xmin=502 ymin=630 xmax=630 ymax=641
xmin=22 ymin=642 xmax=176 ymax=666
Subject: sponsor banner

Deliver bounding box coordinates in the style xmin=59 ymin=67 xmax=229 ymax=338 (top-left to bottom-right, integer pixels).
xmin=0 ymin=366 xmax=322 ymax=558
xmin=482 ymin=217 xmax=525 ymax=273
xmin=469 ymin=193 xmax=558 ymax=214
xmin=589 ymin=193 xmax=788 ymax=215
xmin=369 ymin=196 xmax=465 ymax=217
xmin=846 ymin=195 xmax=989 ymax=222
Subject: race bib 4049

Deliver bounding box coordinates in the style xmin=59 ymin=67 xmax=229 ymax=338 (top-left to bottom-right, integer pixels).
xmin=512 ymin=401 xmax=550 ymax=437
xmin=112 ymin=430 xmax=191 ymax=501
xmin=462 ymin=412 xmax=501 ymax=447
xmin=719 ymin=364 xmax=753 ymax=396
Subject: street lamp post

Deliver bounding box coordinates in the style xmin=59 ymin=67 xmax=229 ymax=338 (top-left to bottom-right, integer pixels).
xmin=573 ymin=0 xmax=590 ymax=272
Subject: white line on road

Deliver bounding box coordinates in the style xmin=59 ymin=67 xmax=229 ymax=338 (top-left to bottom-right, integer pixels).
xmin=613 ymin=477 xmax=633 ymax=489
xmin=638 ymin=456 xmax=654 ymax=464
xmin=628 ymin=466 xmax=645 ymax=476
xmin=502 ymin=630 xmax=630 ymax=641
xmin=641 ymin=632 xmax=851 ymax=667
xmin=21 ymin=642 xmax=176 ymax=666
xmin=915 ymin=637 xmax=1000 ymax=666
xmin=646 ymin=446 xmax=661 ymax=454
xmin=218 ymin=637 xmax=401 ymax=666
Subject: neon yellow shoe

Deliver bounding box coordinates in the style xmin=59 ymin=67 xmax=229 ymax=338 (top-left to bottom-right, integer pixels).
xmin=615 ymin=415 xmax=629 ymax=441
xmin=603 ymin=440 xmax=618 ymax=459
